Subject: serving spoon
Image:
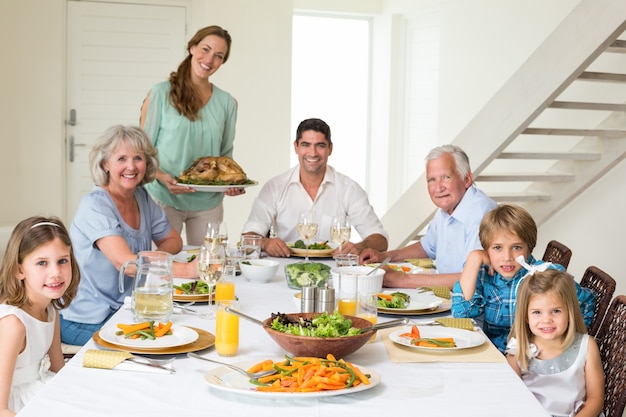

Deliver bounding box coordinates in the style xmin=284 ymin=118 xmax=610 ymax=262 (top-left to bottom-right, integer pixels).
xmin=187 ymin=353 xmax=277 ymax=378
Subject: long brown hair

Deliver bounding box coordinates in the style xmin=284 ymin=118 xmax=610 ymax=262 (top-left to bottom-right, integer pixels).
xmin=169 ymin=25 xmax=232 ymax=120
xmin=0 ymin=216 xmax=80 ymax=310
xmin=508 ymin=269 xmax=587 ymax=370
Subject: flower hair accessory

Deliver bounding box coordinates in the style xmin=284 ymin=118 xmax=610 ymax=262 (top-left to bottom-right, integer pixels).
xmin=515 ymin=255 xmax=553 ymax=278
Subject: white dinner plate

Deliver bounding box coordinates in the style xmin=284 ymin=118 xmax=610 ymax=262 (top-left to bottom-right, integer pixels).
xmin=377 ymin=290 xmax=443 ymax=313
xmin=176 ymin=180 xmax=258 ymax=192
xmin=288 ymin=244 xmax=334 ymax=258
xmin=99 ymin=323 xmax=199 ymax=349
xmin=172 ymin=278 xmax=210 ymax=302
xmin=204 ymin=360 xmax=380 ymax=398
xmin=389 ymin=326 xmax=486 ymax=351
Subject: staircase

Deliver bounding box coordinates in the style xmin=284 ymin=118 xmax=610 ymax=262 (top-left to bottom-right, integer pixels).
xmin=383 ymin=0 xmax=626 ymax=249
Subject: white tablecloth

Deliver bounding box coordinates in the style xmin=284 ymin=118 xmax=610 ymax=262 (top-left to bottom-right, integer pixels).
xmin=18 ymin=257 xmax=549 ymax=417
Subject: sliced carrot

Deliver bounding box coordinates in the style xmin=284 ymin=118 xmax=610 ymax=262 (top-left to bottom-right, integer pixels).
xmin=154 ymin=321 xmax=172 ymax=337
xmin=116 ymin=321 xmax=152 ymax=335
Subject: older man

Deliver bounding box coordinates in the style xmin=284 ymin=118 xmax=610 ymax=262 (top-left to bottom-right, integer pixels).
xmin=360 ymin=145 xmax=497 ymax=288
xmin=242 ymin=118 xmax=388 ymax=257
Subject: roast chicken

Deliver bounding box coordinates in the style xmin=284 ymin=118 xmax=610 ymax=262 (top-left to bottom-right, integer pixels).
xmin=178 ymin=156 xmax=248 ymax=184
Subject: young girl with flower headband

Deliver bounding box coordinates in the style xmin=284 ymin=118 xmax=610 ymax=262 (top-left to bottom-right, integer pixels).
xmin=0 ymin=217 xmax=80 ymax=416
xmin=451 ymin=204 xmax=595 ymax=352
xmin=506 ymin=269 xmax=604 ymax=417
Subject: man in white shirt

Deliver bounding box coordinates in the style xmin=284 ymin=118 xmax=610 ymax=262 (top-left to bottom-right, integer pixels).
xmin=360 ymin=145 xmax=497 ymax=289
xmin=242 ymin=118 xmax=388 ymax=257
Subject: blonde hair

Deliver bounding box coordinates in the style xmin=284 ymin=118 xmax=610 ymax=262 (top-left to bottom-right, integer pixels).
xmin=0 ymin=216 xmax=80 ymax=310
xmin=479 ymin=204 xmax=537 ymax=254
xmin=508 ymin=269 xmax=587 ymax=370
xmin=89 ymin=125 xmax=159 ymax=186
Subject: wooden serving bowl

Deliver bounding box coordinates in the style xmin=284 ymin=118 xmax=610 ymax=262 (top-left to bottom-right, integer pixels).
xmin=262 ymin=312 xmax=375 ymax=358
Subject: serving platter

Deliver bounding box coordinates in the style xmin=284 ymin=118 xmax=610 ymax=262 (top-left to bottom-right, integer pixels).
xmin=204 ymin=360 xmax=380 ymax=398
xmin=389 ymin=326 xmax=486 ymax=351
xmin=93 ymin=326 xmax=214 ymax=355
xmin=176 ymin=180 xmax=258 ymax=192
xmin=377 ymin=290 xmax=443 ymax=313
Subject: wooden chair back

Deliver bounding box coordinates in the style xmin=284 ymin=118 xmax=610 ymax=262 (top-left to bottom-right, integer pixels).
xmin=541 ymin=240 xmax=572 ymax=269
xmin=580 ymin=266 xmax=616 ymax=337
xmin=594 ymin=295 xmax=626 ymax=417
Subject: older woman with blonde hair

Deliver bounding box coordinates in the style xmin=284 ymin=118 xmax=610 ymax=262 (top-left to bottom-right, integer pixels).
xmin=60 ymin=125 xmax=197 ymax=346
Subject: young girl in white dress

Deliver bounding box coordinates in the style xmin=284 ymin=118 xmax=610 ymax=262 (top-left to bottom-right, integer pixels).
xmin=0 ymin=217 xmax=80 ymax=416
xmin=505 ymin=269 xmax=604 ymax=417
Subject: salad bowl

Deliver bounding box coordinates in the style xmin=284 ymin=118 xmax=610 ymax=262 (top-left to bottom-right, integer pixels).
xmin=261 ymin=312 xmax=375 ymax=358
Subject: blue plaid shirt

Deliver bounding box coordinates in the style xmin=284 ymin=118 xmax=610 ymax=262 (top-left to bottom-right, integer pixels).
xmin=451 ymin=255 xmax=595 ymax=353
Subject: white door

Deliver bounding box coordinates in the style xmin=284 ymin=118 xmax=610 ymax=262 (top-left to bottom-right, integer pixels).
xmin=65 ymin=1 xmax=186 ymax=220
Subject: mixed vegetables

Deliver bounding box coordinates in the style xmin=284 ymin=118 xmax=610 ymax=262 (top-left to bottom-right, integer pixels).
xmin=399 ymin=325 xmax=456 ymax=348
xmin=115 ymin=321 xmax=173 ymax=340
xmin=377 ymin=292 xmax=411 ymax=309
xmin=247 ymin=354 xmax=371 ymax=392
xmin=292 ymin=240 xmax=332 ymax=250
xmin=270 ymin=311 xmax=361 ymax=337
xmin=174 ymin=280 xmax=210 ymax=295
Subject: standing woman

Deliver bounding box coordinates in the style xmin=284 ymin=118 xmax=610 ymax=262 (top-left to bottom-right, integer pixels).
xmin=140 ymin=25 xmax=243 ymax=246
xmin=60 ymin=125 xmax=197 ymax=346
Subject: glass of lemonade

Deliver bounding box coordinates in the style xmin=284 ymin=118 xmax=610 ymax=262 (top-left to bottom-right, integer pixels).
xmin=215 ymin=300 xmax=239 ymax=356
xmin=215 ymin=265 xmax=236 ymax=302
xmin=336 ymin=272 xmax=358 ymax=316
xmin=357 ymin=292 xmax=378 ymax=342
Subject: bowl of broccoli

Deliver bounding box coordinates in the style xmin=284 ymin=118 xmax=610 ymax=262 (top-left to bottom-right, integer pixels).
xmin=284 ymin=262 xmax=332 ymax=289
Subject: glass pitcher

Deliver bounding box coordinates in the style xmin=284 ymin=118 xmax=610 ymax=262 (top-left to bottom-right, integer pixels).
xmin=119 ymin=251 xmax=174 ymax=322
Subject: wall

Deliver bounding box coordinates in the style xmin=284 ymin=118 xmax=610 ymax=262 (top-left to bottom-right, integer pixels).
xmin=1 ymin=0 xmax=623 ymax=297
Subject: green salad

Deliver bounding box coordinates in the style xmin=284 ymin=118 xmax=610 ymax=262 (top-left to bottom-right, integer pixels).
xmin=270 ymin=311 xmax=361 ymax=337
xmin=377 ymin=292 xmax=411 ymax=309
xmin=173 ymin=280 xmax=211 ymax=295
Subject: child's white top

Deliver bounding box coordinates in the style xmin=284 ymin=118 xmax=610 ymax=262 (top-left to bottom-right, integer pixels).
xmin=509 ymin=333 xmax=590 ymax=417
xmin=0 ymin=303 xmax=56 ymax=413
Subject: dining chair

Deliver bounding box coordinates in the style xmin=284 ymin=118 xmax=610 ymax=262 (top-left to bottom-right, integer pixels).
xmin=541 ymin=240 xmax=572 ymax=269
xmin=579 ymin=266 xmax=616 ymax=337
xmin=594 ymin=295 xmax=626 ymax=417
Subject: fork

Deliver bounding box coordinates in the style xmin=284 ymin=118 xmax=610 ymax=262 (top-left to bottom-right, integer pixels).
xmin=187 ymin=353 xmax=276 ymax=379
xmin=120 ymin=354 xmax=176 ymax=373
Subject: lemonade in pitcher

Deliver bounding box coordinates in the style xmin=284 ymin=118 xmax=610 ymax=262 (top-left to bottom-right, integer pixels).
xmin=132 ymin=286 xmax=173 ymax=322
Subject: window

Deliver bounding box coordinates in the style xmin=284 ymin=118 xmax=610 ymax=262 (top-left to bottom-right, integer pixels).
xmin=291 ymin=14 xmax=371 ymax=189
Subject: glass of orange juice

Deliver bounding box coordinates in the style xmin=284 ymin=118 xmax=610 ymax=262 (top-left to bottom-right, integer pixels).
xmin=215 ymin=300 xmax=239 ymax=356
xmin=336 ymin=272 xmax=358 ymax=316
xmin=357 ymin=292 xmax=378 ymax=342
xmin=215 ymin=265 xmax=236 ymax=302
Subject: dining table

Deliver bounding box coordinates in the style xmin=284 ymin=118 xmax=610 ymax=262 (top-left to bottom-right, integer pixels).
xmin=18 ymin=255 xmax=549 ymax=417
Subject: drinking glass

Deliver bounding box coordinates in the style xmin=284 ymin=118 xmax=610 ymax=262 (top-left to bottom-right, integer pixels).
xmin=215 ymin=265 xmax=237 ymax=302
xmin=215 ymin=300 xmax=239 ymax=357
xmin=241 ymin=235 xmax=262 ymax=259
xmin=204 ymin=221 xmax=221 ymax=248
xmin=198 ymin=244 xmax=225 ymax=319
xmin=330 ymin=215 xmax=351 ymax=254
xmin=357 ymin=292 xmax=378 ymax=342
xmin=297 ymin=212 xmax=318 ymax=262
xmin=225 ymin=245 xmax=244 ymax=273
xmin=217 ymin=222 xmax=228 ymax=248
xmin=336 ymin=272 xmax=358 ymax=316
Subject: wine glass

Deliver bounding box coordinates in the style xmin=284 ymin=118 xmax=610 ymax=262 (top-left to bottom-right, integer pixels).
xmin=217 ymin=222 xmax=228 ymax=248
xmin=330 ymin=215 xmax=351 ymax=254
xmin=204 ymin=221 xmax=221 ymax=248
xmin=198 ymin=244 xmax=225 ymax=319
xmin=297 ymin=212 xmax=318 ymax=262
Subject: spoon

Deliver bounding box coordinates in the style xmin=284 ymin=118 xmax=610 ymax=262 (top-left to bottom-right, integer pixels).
xmin=224 ymin=307 xmax=266 ymax=327
xmin=187 ymin=353 xmax=276 ymax=379
xmin=367 ymin=257 xmax=391 ymax=275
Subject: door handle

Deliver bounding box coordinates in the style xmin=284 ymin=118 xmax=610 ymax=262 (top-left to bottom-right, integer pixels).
xmin=69 ymin=135 xmax=86 ymax=163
